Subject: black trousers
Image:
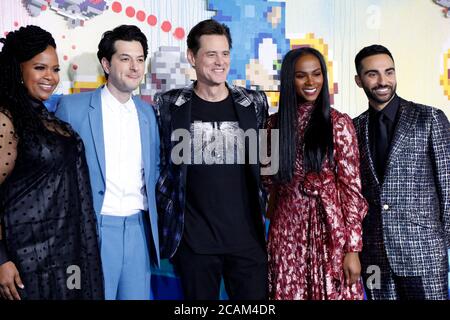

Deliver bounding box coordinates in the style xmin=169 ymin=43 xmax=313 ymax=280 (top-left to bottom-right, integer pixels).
xmin=173 ymin=240 xmax=268 ymax=300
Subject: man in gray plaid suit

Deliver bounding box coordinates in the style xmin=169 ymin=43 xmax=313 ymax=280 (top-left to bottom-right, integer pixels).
xmin=353 ymin=44 xmax=450 ymax=299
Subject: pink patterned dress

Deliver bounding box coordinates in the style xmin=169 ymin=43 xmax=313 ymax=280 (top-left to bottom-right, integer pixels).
xmin=264 ymin=103 xmax=368 ymax=300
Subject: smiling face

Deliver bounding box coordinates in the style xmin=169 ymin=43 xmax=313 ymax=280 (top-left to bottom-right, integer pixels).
xmin=187 ymin=34 xmax=230 ymax=88
xmin=20 ymin=45 xmax=60 ymax=101
xmin=294 ymin=53 xmax=324 ymax=104
xmin=355 ymin=53 xmax=397 ymax=110
xmin=101 ymin=40 xmax=145 ymax=99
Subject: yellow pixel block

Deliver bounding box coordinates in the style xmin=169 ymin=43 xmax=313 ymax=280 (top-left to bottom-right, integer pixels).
xmin=440 ymin=49 xmax=450 ymax=100
xmin=71 ymin=76 xmax=106 ymax=94
xmin=265 ymin=91 xmax=280 ymax=108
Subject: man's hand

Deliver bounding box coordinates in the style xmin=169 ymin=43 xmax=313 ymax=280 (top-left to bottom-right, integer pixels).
xmin=0 ymin=261 xmax=24 ymax=300
xmin=343 ymin=252 xmax=361 ymax=286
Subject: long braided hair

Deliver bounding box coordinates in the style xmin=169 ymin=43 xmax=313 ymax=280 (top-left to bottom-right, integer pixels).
xmin=0 ymin=25 xmax=57 ymax=139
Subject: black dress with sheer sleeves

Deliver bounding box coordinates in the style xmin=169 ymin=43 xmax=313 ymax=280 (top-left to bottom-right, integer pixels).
xmin=0 ymin=101 xmax=104 ymax=300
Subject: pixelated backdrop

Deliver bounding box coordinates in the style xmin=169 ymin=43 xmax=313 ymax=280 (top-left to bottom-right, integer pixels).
xmin=1 ymin=0 xmax=449 ymax=299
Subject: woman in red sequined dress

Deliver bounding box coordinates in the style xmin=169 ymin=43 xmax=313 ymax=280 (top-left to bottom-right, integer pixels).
xmin=264 ymin=47 xmax=368 ymax=300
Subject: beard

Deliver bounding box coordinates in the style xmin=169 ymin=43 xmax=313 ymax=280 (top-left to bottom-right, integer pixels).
xmin=363 ymin=84 xmax=397 ymax=105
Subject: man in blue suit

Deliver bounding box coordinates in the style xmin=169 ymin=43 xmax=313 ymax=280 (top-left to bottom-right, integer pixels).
xmin=55 ymin=25 xmax=160 ymax=300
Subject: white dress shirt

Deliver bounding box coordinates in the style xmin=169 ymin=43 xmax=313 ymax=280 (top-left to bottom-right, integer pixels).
xmin=100 ymin=85 xmax=147 ymax=216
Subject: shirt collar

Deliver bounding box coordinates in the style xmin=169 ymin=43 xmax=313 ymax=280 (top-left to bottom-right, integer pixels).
xmin=369 ymin=94 xmax=399 ymax=122
xmin=174 ymin=81 xmax=256 ymax=108
xmin=101 ymin=85 xmax=135 ymax=112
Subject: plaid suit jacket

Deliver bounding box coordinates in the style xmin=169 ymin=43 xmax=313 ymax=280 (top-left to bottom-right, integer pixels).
xmin=153 ymin=82 xmax=269 ymax=259
xmin=353 ymin=97 xmax=450 ymax=277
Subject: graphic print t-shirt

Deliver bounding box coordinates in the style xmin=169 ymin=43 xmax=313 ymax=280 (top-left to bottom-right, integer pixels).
xmin=183 ymin=92 xmax=259 ymax=254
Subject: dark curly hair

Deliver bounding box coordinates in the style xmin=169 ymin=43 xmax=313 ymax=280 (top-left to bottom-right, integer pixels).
xmin=97 ymin=25 xmax=148 ymax=80
xmin=0 ymin=25 xmax=57 ymax=139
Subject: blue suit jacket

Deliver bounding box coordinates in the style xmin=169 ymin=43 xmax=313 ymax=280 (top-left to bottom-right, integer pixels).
xmin=55 ymin=87 xmax=160 ymax=266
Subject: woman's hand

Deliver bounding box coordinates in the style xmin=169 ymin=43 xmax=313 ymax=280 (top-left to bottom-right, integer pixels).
xmin=343 ymin=252 xmax=361 ymax=286
xmin=0 ymin=261 xmax=24 ymax=300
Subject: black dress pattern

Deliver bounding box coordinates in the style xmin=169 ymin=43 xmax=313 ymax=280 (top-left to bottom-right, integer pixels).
xmin=0 ymin=102 xmax=104 ymax=300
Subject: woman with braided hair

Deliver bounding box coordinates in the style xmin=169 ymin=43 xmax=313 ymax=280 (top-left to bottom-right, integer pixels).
xmin=0 ymin=25 xmax=104 ymax=300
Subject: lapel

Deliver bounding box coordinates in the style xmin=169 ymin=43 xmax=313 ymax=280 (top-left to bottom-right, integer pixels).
xmin=171 ymin=86 xmax=193 ymax=183
xmin=88 ymin=87 xmax=106 ymax=182
xmin=134 ymin=96 xmax=151 ymax=181
xmin=360 ymin=111 xmax=380 ymax=186
xmin=383 ymin=98 xmax=418 ymax=179
xmin=229 ymin=85 xmax=259 ymax=182
xmin=171 ymin=86 xmax=192 ymax=132
xmin=230 ymin=85 xmax=257 ymax=132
